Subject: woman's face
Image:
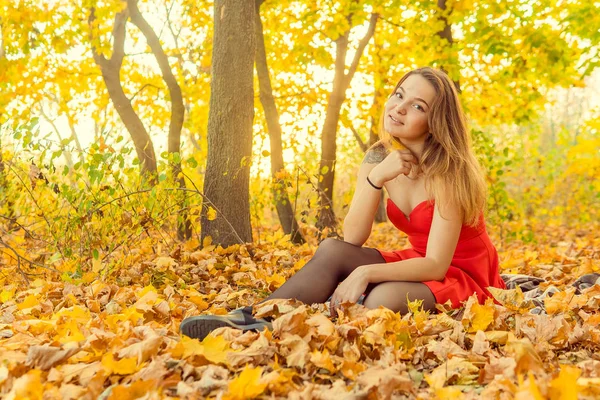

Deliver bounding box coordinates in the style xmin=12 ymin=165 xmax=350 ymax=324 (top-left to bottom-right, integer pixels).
xmin=384 ymin=74 xmax=436 ymax=144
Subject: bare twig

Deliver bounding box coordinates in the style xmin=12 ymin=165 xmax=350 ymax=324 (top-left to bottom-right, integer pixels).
xmin=0 ymin=239 xmax=29 ymax=284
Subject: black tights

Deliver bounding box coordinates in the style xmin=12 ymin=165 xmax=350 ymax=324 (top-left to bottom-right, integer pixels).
xmin=262 ymin=238 xmax=436 ymax=315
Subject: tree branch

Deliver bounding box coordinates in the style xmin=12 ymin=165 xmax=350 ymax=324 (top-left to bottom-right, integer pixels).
xmin=350 ymin=125 xmax=368 ymax=152
xmin=127 ymin=0 xmax=184 ymax=155
xmin=345 ymin=13 xmax=378 ymax=88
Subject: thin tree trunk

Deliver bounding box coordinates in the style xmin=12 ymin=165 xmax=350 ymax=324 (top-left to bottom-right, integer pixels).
xmin=127 ymin=0 xmax=191 ymax=240
xmin=88 ymin=7 xmax=157 ymax=181
xmin=201 ymin=0 xmax=255 ymax=246
xmin=316 ymin=13 xmax=378 ymax=235
xmin=255 ymin=0 xmax=305 ymax=244
xmin=436 ymin=0 xmax=461 ymax=92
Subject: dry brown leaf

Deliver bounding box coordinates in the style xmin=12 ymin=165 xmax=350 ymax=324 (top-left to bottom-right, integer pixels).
xmin=504 ymin=333 xmax=544 ymax=375
xmin=278 ymin=334 xmax=310 ymax=369
xmin=425 ymin=357 xmax=479 ymax=389
xmin=356 ymin=365 xmax=414 ymax=399
xmin=471 ymin=330 xmax=490 ymax=355
xmin=26 ymin=343 xmax=81 ymax=370
xmin=116 ymin=332 xmax=163 ymax=365
xmin=480 ymin=356 xmax=517 ymax=384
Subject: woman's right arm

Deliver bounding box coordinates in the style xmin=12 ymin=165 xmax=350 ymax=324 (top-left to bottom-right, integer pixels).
xmin=342 ymin=144 xmax=389 ymax=246
xmin=343 ymin=142 xmax=418 ymax=246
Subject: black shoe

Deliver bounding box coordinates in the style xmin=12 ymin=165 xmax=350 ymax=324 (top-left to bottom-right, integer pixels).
xmin=179 ymin=306 xmax=272 ymax=340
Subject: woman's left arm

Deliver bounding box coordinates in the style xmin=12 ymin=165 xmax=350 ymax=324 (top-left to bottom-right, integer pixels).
xmin=365 ymin=201 xmax=463 ymax=283
xmin=330 ymin=201 xmax=463 ymax=308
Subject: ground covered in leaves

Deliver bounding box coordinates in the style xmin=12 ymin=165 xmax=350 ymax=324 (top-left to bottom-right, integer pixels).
xmin=1 ymin=222 xmax=600 ymax=399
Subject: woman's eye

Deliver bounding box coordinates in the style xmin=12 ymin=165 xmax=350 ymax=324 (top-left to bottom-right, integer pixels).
xmin=395 ymin=92 xmax=403 ymax=99
xmin=413 ymin=104 xmax=423 ymax=111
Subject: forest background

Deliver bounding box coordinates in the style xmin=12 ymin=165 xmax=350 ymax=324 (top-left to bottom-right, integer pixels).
xmin=0 ymin=0 xmax=599 ymax=398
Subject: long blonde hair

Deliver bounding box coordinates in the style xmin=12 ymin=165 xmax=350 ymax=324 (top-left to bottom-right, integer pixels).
xmin=378 ymin=67 xmax=487 ymax=226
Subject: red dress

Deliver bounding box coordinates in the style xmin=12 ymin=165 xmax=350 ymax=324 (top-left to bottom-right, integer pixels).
xmin=375 ymin=198 xmax=506 ymax=308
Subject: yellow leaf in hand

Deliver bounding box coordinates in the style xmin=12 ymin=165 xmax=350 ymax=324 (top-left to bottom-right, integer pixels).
xmin=226 ymin=366 xmax=267 ymax=400
xmin=391 ymin=138 xmax=406 ymax=150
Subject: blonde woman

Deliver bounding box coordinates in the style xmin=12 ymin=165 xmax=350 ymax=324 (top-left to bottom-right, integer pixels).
xmin=181 ymin=67 xmax=506 ymax=340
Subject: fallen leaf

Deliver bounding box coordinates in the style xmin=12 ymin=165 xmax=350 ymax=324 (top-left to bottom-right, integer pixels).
xmin=225 ymin=365 xmax=267 ymax=400
xmin=549 ymin=365 xmax=581 ymax=400
xmin=101 ymin=353 xmax=139 ymax=375
xmin=26 ymin=343 xmax=81 ymax=370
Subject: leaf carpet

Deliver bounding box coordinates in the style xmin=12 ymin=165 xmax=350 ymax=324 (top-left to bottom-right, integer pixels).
xmin=1 ymin=222 xmax=600 ymax=399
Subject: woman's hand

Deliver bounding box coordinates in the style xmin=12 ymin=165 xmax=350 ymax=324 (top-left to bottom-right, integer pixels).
xmin=368 ymin=149 xmax=418 ymax=186
xmin=330 ymin=266 xmax=370 ymax=317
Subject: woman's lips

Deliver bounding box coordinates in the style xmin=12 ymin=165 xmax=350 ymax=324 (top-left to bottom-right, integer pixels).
xmin=388 ymin=115 xmax=403 ymax=125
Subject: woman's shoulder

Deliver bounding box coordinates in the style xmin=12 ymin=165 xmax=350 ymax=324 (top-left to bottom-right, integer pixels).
xmin=363 ymin=141 xmax=389 ymax=164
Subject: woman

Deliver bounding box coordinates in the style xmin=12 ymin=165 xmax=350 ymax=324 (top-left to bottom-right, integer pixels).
xmin=180 ymin=67 xmax=506 ymax=340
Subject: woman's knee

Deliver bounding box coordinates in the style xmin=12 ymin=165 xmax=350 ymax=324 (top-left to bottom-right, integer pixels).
xmin=363 ymin=282 xmax=435 ymax=314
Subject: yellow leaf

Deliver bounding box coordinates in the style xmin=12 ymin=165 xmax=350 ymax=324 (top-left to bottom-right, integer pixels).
xmin=92 ymin=257 xmax=102 ymax=273
xmin=265 ymin=273 xmax=285 ymax=290
xmin=107 ymin=380 xmax=154 ymax=400
xmin=18 ymin=294 xmax=40 ymax=310
xmin=435 ymin=386 xmax=464 ymax=399
xmin=0 ymin=287 xmax=15 ymax=303
xmin=487 ymin=286 xmax=527 ymax=312
xmin=310 ymin=349 xmax=336 ymax=373
xmin=101 ymin=353 xmax=139 ymax=375
xmin=207 ymin=207 xmax=217 ymax=221
xmin=6 ymin=369 xmax=44 ymax=399
xmin=390 ymin=138 xmax=406 ymax=150
xmin=226 ymin=366 xmax=267 ymax=400
xmin=53 ymin=305 xmax=91 ymax=324
xmin=468 ymin=302 xmax=494 ymax=332
xmin=462 ymin=296 xmax=494 ymax=333
xmin=172 ymin=334 xmax=231 ymax=364
xmin=549 ymin=365 xmax=581 ymax=400
xmin=55 ymin=319 xmax=86 ymax=344
xmin=104 ymin=306 xmax=144 ymax=330
xmin=188 ymin=296 xmax=209 ymax=311
xmin=340 ymin=359 xmax=366 ymax=380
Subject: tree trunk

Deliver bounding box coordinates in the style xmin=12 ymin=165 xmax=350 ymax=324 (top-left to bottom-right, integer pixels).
xmin=436 ymin=0 xmax=461 ymax=92
xmin=255 ymin=0 xmax=305 ymax=244
xmin=316 ymin=13 xmax=378 ymax=235
xmin=201 ymin=0 xmax=255 ymax=246
xmin=127 ymin=0 xmax=191 ymax=240
xmin=88 ymin=8 xmax=157 ymax=181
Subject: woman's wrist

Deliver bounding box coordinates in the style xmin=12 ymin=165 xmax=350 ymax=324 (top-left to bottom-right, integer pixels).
xmin=367 ymin=171 xmax=384 ymax=188
xmin=356 ymin=265 xmax=374 ymax=283
xmin=366 ymin=176 xmax=382 ymax=190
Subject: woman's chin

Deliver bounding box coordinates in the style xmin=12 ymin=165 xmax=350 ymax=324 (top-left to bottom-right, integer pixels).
xmin=384 ymin=125 xmax=402 ymax=136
